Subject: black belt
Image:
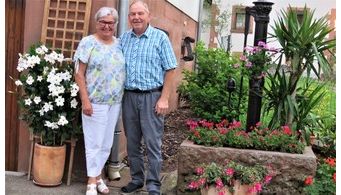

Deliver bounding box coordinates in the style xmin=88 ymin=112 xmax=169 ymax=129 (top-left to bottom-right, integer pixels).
xmin=125 ymin=86 xmax=163 ymax=93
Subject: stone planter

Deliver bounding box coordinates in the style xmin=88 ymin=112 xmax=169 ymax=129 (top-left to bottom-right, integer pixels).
xmin=201 ymin=186 xmax=232 ymax=195
xmin=177 ymin=140 xmax=316 ymax=194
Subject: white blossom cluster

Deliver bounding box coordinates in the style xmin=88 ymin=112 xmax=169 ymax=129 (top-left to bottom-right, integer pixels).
xmin=15 ymin=44 xmax=80 ymax=131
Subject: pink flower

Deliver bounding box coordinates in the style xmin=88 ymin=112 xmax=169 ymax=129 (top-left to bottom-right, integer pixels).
xmin=333 ymin=172 xmax=336 ymax=182
xmin=225 ymin=168 xmax=234 ymax=176
xmin=240 ymin=55 xmax=247 ymax=61
xmin=186 ymin=120 xmax=198 ymax=130
xmin=196 ymin=167 xmax=204 ymax=175
xmin=187 ymin=181 xmax=199 ymax=190
xmin=233 ymin=63 xmax=240 ymax=68
xmin=215 ymin=178 xmax=224 ymax=189
xmin=254 ymin=182 xmax=262 ymax=192
xmin=245 ymin=61 xmax=253 ymax=68
xmin=198 ymin=178 xmax=206 ymax=185
xmin=264 ymin=175 xmax=272 ymax=184
xmin=218 ymin=127 xmax=228 ymax=135
xmin=218 ymin=191 xmax=225 ymax=195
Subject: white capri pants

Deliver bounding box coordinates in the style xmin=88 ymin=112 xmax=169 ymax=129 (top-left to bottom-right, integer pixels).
xmin=82 ymin=103 xmax=121 ymax=177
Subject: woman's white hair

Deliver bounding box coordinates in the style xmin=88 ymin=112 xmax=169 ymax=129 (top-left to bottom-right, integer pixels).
xmin=94 ymin=7 xmax=119 ymax=27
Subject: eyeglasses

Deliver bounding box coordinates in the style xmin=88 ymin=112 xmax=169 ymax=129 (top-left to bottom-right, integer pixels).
xmin=97 ymin=20 xmax=115 ymax=28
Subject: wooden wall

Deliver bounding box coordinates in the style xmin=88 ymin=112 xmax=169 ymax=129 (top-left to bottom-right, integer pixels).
xmin=5 ymin=0 xmax=26 ymax=171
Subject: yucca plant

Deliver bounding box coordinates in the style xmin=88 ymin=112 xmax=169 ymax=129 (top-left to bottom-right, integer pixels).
xmin=264 ymin=6 xmax=335 ymax=128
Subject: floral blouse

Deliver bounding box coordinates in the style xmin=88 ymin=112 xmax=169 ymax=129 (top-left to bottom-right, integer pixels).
xmin=73 ymin=35 xmax=125 ymax=105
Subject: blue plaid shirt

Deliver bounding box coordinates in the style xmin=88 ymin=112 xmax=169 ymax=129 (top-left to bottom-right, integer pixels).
xmin=120 ymin=25 xmax=177 ymax=90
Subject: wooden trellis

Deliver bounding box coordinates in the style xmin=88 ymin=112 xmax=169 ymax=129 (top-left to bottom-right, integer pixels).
xmin=41 ymin=0 xmax=92 ymax=58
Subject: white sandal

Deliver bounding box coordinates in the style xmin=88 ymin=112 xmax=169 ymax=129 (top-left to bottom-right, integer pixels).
xmin=86 ymin=183 xmax=97 ymax=195
xmin=96 ymin=179 xmax=109 ymax=194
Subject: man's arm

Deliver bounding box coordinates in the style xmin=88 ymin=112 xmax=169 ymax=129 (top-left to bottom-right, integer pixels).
xmin=155 ymin=68 xmax=176 ymax=115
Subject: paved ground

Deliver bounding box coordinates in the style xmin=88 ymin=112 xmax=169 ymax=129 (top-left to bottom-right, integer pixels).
xmin=5 ymin=167 xmax=178 ymax=195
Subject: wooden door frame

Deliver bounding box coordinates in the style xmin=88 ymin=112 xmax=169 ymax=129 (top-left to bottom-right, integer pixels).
xmin=5 ymin=0 xmax=25 ymax=171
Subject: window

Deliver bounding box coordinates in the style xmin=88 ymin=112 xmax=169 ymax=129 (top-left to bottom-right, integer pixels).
xmin=231 ymin=5 xmax=253 ymax=33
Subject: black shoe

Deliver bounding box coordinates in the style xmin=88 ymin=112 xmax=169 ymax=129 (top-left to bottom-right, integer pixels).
xmin=149 ymin=191 xmax=160 ymax=195
xmin=121 ymin=182 xmax=144 ymax=194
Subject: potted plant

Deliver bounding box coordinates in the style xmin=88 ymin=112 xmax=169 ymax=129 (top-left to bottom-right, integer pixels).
xmin=264 ymin=6 xmax=336 ymax=129
xmin=186 ymin=161 xmax=272 ymax=195
xmin=11 ymin=44 xmax=80 ymax=186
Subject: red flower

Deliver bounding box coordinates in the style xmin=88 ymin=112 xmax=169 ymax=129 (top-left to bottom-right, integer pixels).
xmin=325 ymin=157 xmax=336 ymax=167
xmin=282 ymin=125 xmax=292 ymax=135
xmin=304 ymin=176 xmax=314 ymax=185
xmin=333 ymin=172 xmax=336 ymax=182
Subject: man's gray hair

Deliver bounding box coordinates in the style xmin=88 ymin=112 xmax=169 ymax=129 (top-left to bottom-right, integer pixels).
xmin=130 ymin=0 xmax=150 ymax=13
xmin=94 ymin=7 xmax=119 ymax=25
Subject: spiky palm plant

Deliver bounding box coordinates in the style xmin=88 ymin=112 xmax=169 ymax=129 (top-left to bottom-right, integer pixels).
xmin=264 ymin=6 xmax=335 ymax=128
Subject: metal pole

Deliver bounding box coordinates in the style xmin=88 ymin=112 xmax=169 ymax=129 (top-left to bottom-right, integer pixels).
xmin=245 ymin=0 xmax=274 ymax=131
xmin=107 ymin=0 xmax=129 ymax=180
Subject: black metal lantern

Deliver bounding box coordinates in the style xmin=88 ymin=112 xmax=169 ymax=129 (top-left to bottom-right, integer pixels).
xmin=227 ymin=78 xmax=236 ymax=93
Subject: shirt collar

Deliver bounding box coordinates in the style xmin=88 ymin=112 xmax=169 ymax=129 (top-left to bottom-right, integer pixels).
xmin=130 ymin=24 xmax=152 ymax=38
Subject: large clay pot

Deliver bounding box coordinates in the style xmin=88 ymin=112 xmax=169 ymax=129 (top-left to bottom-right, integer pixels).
xmin=201 ymin=185 xmax=233 ymax=195
xmin=32 ymin=143 xmax=66 ymax=186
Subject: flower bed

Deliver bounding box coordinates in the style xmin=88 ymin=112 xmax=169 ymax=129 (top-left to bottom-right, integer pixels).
xmin=177 ymin=140 xmax=316 ymax=194
xmin=187 ymin=119 xmax=305 ymax=154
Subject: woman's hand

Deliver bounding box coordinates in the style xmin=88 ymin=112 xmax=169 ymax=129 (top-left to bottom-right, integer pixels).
xmin=82 ymin=100 xmax=93 ymax=116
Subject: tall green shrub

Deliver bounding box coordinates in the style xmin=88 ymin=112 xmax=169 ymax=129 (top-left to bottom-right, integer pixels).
xmin=178 ymin=41 xmax=247 ymax=122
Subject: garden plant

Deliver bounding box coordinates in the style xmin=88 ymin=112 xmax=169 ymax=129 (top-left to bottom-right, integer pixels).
xmin=10 ymin=44 xmax=81 ymax=146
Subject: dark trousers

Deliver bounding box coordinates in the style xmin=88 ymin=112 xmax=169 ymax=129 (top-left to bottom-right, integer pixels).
xmin=122 ymin=91 xmax=164 ymax=193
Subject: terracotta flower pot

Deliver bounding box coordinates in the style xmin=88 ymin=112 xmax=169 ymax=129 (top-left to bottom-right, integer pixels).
xmin=32 ymin=143 xmax=66 ymax=186
xmin=201 ymin=185 xmax=233 ymax=195
xmin=233 ymin=180 xmax=257 ymax=195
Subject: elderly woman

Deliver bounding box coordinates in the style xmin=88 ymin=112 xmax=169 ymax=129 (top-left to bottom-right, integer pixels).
xmin=74 ymin=7 xmax=125 ymax=195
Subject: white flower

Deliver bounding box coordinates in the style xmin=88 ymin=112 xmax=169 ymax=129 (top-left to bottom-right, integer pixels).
xmin=71 ymin=83 xmax=79 ymax=97
xmin=44 ymin=121 xmax=59 ymax=129
xmin=15 ymin=80 xmax=23 ymax=86
xmin=70 ymin=99 xmax=78 ymax=108
xmin=55 ymin=96 xmax=65 ymax=106
xmin=41 ymin=45 xmax=48 ymax=53
xmin=47 ymin=70 xmax=62 ymax=85
xmin=38 ymin=109 xmax=44 ymax=116
xmin=33 ymin=96 xmax=41 ymax=104
xmin=27 ymin=55 xmax=41 ymax=68
xmin=59 ymin=71 xmax=71 ymax=81
xmin=26 ymin=76 xmax=34 ymax=85
xmin=35 ymin=47 xmax=44 ymax=54
xmin=56 ymin=53 xmax=64 ymax=63
xmin=24 ymin=98 xmax=32 ymax=106
xmin=43 ymin=102 xmax=53 ymax=112
xmin=57 ymin=116 xmax=68 ymax=126
xmin=37 ymin=76 xmax=43 ymax=82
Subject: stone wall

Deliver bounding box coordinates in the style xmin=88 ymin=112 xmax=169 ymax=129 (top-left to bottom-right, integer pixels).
xmin=177 ymin=140 xmax=317 ymax=194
